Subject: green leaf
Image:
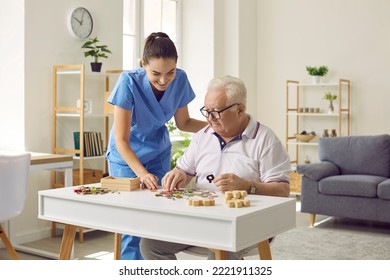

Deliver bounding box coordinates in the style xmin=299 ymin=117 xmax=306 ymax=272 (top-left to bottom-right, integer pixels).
xmin=306 ymin=65 xmax=329 ymax=76
xmin=81 ymin=37 xmax=112 ymax=62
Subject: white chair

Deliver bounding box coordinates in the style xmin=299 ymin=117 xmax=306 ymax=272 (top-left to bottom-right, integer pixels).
xmin=0 ymin=152 xmax=31 ymax=260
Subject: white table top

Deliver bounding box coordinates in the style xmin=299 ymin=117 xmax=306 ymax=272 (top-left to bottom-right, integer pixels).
xmin=0 ymin=150 xmax=73 ymax=166
xmin=38 ymin=186 xmax=296 ymax=252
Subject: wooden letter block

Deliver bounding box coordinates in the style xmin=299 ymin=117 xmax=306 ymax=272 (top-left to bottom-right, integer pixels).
xmin=187 ymin=198 xmax=215 ymax=207
xmin=233 ymin=192 xmax=241 ymax=199
xmin=192 ymin=200 xmax=200 ymax=206
xmin=203 ymin=199 xmax=211 ymax=206
xmin=227 ymin=201 xmax=235 ymax=208
xmin=235 ymin=200 xmax=243 ymax=208
xmin=224 ymin=190 xmax=250 ymax=208
xmin=225 ymin=191 xmax=233 ymax=199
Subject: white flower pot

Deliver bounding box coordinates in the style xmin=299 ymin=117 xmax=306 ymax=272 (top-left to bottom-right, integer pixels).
xmin=311 ymin=75 xmax=321 ymax=84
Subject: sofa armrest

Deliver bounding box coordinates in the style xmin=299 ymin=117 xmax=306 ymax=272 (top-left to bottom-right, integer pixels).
xmin=296 ymin=161 xmax=340 ymax=181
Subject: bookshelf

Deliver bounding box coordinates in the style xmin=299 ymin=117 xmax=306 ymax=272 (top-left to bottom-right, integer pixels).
xmin=51 ymin=64 xmax=111 ymax=241
xmin=286 ymin=79 xmax=351 ymax=166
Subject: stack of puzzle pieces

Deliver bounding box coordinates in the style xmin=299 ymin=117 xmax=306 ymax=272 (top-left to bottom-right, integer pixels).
xmin=186 ymin=190 xmax=251 ymax=208
xmin=187 ymin=197 xmax=216 ymax=206
xmin=224 ymin=190 xmax=251 ymax=208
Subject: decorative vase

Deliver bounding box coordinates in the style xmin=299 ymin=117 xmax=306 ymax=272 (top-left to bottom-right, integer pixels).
xmin=322 ymin=129 xmax=329 ymax=137
xmin=91 ymin=62 xmax=102 ymax=72
xmin=328 ymin=100 xmax=334 ymax=114
xmin=311 ymin=75 xmax=321 ymax=84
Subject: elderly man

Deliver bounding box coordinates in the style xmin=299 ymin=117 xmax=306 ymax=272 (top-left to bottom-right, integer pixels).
xmin=140 ymin=75 xmax=291 ymax=260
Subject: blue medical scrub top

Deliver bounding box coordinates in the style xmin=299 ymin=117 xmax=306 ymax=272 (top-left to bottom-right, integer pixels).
xmin=106 ymin=67 xmax=195 ymax=168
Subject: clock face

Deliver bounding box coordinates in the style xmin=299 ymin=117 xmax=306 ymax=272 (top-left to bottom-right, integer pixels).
xmin=70 ymin=7 xmax=93 ymax=39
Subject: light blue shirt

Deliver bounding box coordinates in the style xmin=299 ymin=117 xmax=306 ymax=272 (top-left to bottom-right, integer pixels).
xmin=106 ymin=67 xmax=195 ymax=166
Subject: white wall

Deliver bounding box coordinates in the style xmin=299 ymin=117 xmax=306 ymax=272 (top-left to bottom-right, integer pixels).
xmin=181 ymin=0 xmax=215 ymax=119
xmin=182 ymin=0 xmax=258 ymax=118
xmin=183 ymin=0 xmax=390 ymax=141
xmin=257 ymin=0 xmax=390 ymax=140
xmin=24 ymin=0 xmax=123 ymax=153
xmin=3 ymin=0 xmax=123 ymax=244
xmin=0 ymin=0 xmax=25 ymax=150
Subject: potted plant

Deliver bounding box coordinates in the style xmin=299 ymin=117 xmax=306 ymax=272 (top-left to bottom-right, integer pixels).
xmin=167 ymin=121 xmax=191 ymax=169
xmin=81 ymin=37 xmax=112 ymax=72
xmin=306 ymin=65 xmax=329 ymax=84
xmin=323 ymin=92 xmax=337 ymax=113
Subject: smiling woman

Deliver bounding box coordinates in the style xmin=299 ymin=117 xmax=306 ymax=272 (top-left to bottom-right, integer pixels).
xmin=105 ymin=31 xmax=207 ymax=260
xmin=141 ymin=58 xmax=177 ymax=94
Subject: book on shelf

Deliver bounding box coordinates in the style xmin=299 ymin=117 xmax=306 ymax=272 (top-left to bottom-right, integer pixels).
xmin=73 ymin=131 xmax=104 ymax=157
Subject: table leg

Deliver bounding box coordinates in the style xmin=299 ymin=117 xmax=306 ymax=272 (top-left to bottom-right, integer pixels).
xmin=51 ymin=222 xmax=57 ymax=237
xmin=114 ymin=233 xmax=122 ymax=260
xmin=257 ymin=239 xmax=272 ymax=260
xmin=59 ymin=224 xmax=76 ymax=260
xmin=214 ymin=250 xmax=228 ymax=260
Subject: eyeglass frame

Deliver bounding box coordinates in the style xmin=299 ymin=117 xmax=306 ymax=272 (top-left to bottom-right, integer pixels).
xmin=199 ymin=103 xmax=241 ymax=119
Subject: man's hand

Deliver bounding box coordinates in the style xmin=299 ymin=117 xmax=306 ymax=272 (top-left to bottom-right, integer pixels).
xmin=213 ymin=173 xmax=249 ymax=192
xmin=162 ymin=168 xmax=187 ymax=191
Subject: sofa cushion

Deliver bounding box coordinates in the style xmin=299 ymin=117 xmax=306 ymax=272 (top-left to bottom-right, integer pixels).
xmin=297 ymin=161 xmax=340 ymax=181
xmin=318 ymin=135 xmax=390 ymax=177
xmin=318 ymin=175 xmax=386 ymax=198
xmin=378 ymin=179 xmax=390 ymax=200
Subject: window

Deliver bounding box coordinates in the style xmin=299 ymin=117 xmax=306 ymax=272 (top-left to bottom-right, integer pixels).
xmin=123 ymin=0 xmax=138 ymax=69
xmin=123 ymin=0 xmax=180 ymax=70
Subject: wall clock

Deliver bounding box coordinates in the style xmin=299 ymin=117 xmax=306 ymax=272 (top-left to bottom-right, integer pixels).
xmin=69 ymin=7 xmax=93 ymax=39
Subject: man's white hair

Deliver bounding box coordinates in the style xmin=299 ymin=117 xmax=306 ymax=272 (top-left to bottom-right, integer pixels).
xmin=207 ymin=75 xmax=247 ymax=105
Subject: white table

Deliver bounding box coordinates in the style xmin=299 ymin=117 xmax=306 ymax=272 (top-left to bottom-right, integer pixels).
xmin=9 ymin=152 xmax=73 ymax=259
xmin=38 ymin=186 xmax=296 ymax=260
xmin=29 ymin=152 xmax=73 ymax=186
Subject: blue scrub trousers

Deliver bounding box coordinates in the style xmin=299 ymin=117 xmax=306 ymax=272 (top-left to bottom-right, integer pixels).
xmin=107 ymin=150 xmax=171 ymax=260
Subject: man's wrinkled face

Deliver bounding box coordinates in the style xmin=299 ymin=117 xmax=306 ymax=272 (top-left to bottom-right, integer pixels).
xmin=203 ymin=89 xmax=240 ymax=136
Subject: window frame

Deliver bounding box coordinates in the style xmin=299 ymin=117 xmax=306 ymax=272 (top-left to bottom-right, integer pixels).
xmin=123 ymin=0 xmax=182 ymax=69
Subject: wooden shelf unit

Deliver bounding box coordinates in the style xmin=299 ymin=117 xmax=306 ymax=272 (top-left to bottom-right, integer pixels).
xmin=286 ymin=79 xmax=351 ymax=166
xmin=51 ymin=64 xmax=111 ymax=241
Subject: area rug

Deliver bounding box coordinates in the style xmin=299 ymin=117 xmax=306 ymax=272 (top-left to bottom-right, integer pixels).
xmin=270 ymin=220 xmax=390 ymax=260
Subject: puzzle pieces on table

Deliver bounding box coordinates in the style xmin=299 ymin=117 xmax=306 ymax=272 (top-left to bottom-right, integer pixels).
xmin=74 ymin=185 xmax=117 ymax=195
xmin=154 ymin=189 xmax=217 ymax=198
xmin=153 ymin=188 xmax=250 ymax=208
xmin=224 ymin=190 xmax=251 ymax=208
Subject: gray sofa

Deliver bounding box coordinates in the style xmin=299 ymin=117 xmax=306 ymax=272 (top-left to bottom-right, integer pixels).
xmin=297 ymin=134 xmax=390 ymax=226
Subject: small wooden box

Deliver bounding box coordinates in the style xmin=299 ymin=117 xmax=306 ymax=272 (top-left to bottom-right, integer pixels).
xmin=69 ymin=169 xmax=103 ymax=185
xmin=100 ymin=176 xmax=140 ymax=191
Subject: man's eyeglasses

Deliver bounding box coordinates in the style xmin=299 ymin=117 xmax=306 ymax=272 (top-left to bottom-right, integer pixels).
xmin=200 ymin=103 xmax=240 ymax=119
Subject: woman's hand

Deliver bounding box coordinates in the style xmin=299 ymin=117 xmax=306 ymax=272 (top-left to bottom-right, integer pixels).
xmin=213 ymin=173 xmax=248 ymax=192
xmin=140 ymin=173 xmax=159 ymax=190
xmin=162 ymin=168 xmax=187 ymax=191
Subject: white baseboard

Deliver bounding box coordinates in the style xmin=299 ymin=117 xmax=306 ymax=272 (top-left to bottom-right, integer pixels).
xmin=12 ymin=227 xmax=52 ymax=245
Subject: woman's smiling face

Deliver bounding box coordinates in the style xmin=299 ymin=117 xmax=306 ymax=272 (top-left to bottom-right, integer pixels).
xmin=142 ymin=58 xmax=177 ymax=91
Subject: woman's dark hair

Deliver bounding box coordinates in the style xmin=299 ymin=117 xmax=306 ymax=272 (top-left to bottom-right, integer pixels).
xmin=142 ymin=32 xmax=178 ymax=65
